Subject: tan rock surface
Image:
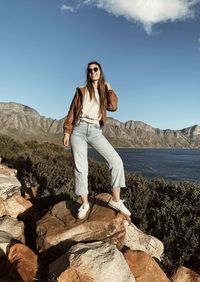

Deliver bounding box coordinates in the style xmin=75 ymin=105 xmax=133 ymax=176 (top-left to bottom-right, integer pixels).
xmin=124 ymin=222 xmax=164 ymax=260
xmin=0 ymin=173 xmax=21 ymax=200
xmin=171 ymin=266 xmax=200 ymax=282
xmin=0 ymin=216 xmax=25 ymax=244
xmin=0 ymin=194 xmax=32 ymax=218
xmin=50 ymin=241 xmax=135 ymax=282
xmin=123 ymin=249 xmax=170 ymax=282
xmin=0 ymin=164 xmax=17 ymax=176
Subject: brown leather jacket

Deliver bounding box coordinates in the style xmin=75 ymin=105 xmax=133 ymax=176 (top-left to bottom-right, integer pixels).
xmin=63 ymin=86 xmax=118 ymax=135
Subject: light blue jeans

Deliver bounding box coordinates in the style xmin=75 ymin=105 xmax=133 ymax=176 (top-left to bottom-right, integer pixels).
xmin=70 ymin=120 xmax=126 ymax=196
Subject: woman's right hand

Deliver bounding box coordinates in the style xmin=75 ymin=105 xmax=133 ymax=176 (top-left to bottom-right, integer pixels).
xmin=63 ymin=133 xmax=70 ymax=147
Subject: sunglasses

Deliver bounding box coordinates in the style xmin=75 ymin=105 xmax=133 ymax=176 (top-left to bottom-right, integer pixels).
xmin=88 ymin=67 xmax=99 ymax=74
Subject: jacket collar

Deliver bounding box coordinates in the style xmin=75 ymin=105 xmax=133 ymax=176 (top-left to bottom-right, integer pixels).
xmin=77 ymin=86 xmax=87 ymax=95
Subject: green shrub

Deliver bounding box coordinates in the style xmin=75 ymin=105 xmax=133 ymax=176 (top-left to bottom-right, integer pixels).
xmin=0 ymin=135 xmax=75 ymax=200
xmin=88 ymin=160 xmax=111 ymax=195
xmin=123 ymin=172 xmax=150 ymax=228
xmin=144 ymin=178 xmax=200 ymax=273
xmin=0 ymin=134 xmax=26 ymax=160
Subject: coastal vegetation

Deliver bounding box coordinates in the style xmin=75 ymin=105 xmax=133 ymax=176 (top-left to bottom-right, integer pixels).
xmin=0 ymin=134 xmax=199 ymax=275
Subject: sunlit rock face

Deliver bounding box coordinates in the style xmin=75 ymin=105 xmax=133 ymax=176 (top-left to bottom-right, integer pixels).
xmin=36 ymin=193 xmax=128 ymax=253
xmin=50 ymin=241 xmax=135 ymax=282
xmin=123 ymin=249 xmax=170 ymax=282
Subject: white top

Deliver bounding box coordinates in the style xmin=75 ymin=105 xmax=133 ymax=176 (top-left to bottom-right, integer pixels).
xmin=80 ymin=88 xmax=101 ymax=123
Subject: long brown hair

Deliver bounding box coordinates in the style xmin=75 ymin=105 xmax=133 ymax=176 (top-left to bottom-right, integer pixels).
xmin=86 ymin=61 xmax=106 ymax=117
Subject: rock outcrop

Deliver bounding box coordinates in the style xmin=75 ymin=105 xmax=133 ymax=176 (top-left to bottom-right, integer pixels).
xmin=36 ymin=194 xmax=128 ymax=253
xmin=36 ymin=193 xmax=163 ymax=262
xmin=0 ymin=163 xmax=37 ymax=281
xmin=0 ymin=161 xmax=200 ymax=281
xmin=0 ymin=164 xmax=32 ymax=218
xmin=1 ymin=102 xmax=200 ymax=148
xmin=50 ymin=241 xmax=135 ymax=282
xmin=0 ymin=194 xmax=32 ymax=218
xmin=105 ymin=118 xmax=200 ymax=148
xmin=0 ymin=164 xmax=31 ymax=254
xmin=0 ymin=102 xmax=64 ymax=145
xmin=35 ymin=193 xmax=167 ymax=281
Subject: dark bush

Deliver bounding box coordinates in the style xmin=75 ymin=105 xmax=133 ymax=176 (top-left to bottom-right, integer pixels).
xmin=0 ymin=134 xmax=26 ymax=160
xmin=144 ymin=178 xmax=200 ymax=274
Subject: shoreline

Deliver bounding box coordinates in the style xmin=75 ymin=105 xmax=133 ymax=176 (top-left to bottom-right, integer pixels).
xmin=107 ymin=147 xmax=200 ymax=150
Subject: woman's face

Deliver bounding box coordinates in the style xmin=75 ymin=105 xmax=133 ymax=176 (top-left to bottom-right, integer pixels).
xmin=88 ymin=64 xmax=101 ymax=82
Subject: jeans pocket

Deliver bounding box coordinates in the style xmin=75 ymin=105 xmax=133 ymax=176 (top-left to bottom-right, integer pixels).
xmin=94 ymin=123 xmax=100 ymax=129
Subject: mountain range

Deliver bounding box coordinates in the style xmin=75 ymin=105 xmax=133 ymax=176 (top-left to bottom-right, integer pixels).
xmin=0 ymin=102 xmax=200 ymax=148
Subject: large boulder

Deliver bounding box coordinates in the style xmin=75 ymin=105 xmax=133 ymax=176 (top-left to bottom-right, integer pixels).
xmin=7 ymin=243 xmax=39 ymax=282
xmin=123 ymin=249 xmax=170 ymax=282
xmin=171 ymin=266 xmax=200 ymax=282
xmin=0 ymin=216 xmax=24 ymax=239
xmin=124 ymin=222 xmax=164 ymax=260
xmin=0 ymin=217 xmax=25 ymax=258
xmin=36 ymin=193 xmax=127 ymax=255
xmin=0 ymin=216 xmax=25 ymax=248
xmin=0 ymin=194 xmax=32 ymax=218
xmin=50 ymin=241 xmax=135 ymax=282
xmin=36 ymin=193 xmax=164 ymax=267
xmin=0 ymin=218 xmax=25 ymax=280
xmin=0 ymin=230 xmax=13 ymax=257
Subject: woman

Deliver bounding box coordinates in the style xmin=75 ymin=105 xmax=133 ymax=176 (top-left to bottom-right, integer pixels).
xmin=63 ymin=61 xmax=131 ymax=219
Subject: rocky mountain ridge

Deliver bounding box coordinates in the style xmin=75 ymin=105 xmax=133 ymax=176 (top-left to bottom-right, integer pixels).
xmin=0 ymin=102 xmax=200 ymax=148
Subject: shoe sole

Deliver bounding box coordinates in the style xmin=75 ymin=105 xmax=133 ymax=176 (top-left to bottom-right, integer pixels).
xmin=108 ymin=202 xmax=131 ymax=217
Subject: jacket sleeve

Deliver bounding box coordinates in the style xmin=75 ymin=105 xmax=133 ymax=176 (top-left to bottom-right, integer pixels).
xmin=63 ymin=89 xmax=79 ymax=135
xmin=106 ymin=89 xmax=118 ymax=112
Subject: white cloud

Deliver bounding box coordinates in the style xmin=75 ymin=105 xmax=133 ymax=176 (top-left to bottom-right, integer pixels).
xmin=82 ymin=0 xmax=200 ymax=34
xmin=60 ymin=4 xmax=75 ymax=12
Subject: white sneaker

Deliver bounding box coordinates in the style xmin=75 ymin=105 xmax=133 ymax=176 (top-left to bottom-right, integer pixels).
xmin=78 ymin=202 xmax=90 ymax=219
xmin=108 ymin=199 xmax=131 ymax=217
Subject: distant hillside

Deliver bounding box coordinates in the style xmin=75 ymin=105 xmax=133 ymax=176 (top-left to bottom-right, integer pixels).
xmin=0 ymin=102 xmax=200 ymax=148
xmin=0 ymin=102 xmax=64 ymax=145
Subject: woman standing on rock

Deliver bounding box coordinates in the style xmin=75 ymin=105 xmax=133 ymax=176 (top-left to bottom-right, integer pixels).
xmin=63 ymin=61 xmax=131 ymax=219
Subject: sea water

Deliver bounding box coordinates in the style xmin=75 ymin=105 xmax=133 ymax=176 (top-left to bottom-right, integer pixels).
xmin=88 ymin=148 xmax=200 ymax=182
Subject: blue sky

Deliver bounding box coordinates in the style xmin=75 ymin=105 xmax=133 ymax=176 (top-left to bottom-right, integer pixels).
xmin=0 ymin=0 xmax=200 ymax=130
